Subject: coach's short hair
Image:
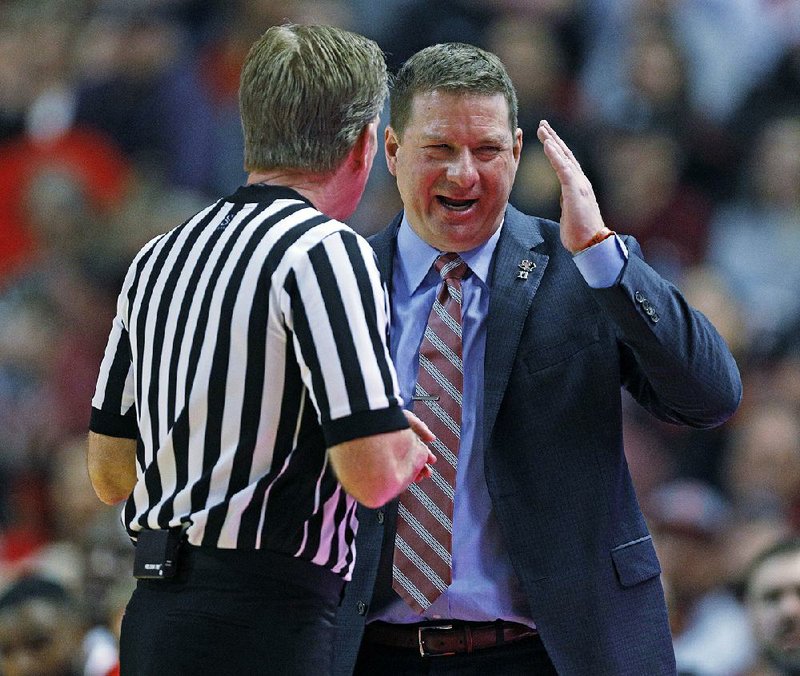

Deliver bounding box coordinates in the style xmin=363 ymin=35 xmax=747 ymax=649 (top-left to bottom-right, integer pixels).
xmin=390 ymin=42 xmax=518 ymax=139
xmin=239 ymin=24 xmax=388 ymax=173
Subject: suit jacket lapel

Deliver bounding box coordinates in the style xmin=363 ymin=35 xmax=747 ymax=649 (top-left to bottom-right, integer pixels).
xmin=368 ymin=213 xmax=402 ymax=283
xmin=370 ymin=207 xmax=549 ymax=449
xmin=483 ymin=206 xmax=549 ymax=445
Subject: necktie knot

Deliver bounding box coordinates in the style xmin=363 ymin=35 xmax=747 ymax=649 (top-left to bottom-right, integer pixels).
xmin=435 ymin=253 xmax=469 ymax=282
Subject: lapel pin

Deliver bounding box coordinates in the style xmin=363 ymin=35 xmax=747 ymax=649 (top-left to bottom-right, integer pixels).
xmin=517 ymin=259 xmax=536 ymax=280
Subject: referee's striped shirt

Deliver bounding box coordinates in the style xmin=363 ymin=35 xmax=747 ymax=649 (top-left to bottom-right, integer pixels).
xmin=90 ymin=184 xmax=408 ymax=580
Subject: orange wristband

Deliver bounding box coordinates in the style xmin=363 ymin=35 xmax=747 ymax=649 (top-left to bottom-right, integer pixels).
xmin=576 ymin=228 xmax=615 ymax=253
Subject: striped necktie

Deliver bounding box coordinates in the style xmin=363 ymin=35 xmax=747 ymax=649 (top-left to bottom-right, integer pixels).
xmin=392 ymin=252 xmax=469 ymax=613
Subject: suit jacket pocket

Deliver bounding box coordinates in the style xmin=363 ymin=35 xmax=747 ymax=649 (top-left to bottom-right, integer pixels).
xmin=521 ymin=323 xmax=600 ymax=374
xmin=611 ymin=536 xmax=661 ymax=587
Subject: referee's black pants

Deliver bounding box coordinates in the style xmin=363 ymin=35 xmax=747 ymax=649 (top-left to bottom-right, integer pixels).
xmin=120 ymin=544 xmax=344 ymax=676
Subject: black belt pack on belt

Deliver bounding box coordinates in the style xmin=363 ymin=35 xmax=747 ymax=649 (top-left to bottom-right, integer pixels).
xmin=133 ymin=528 xmax=183 ymax=580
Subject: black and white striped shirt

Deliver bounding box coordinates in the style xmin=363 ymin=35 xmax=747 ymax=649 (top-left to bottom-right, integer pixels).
xmin=90 ymin=184 xmax=407 ymax=580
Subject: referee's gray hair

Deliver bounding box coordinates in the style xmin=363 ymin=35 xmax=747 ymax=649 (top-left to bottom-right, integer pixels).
xmin=239 ymin=24 xmax=388 ymax=174
xmin=390 ymin=43 xmax=518 ymax=139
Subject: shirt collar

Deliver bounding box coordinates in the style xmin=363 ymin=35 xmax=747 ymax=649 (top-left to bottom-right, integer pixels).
xmin=396 ymin=213 xmax=504 ymax=294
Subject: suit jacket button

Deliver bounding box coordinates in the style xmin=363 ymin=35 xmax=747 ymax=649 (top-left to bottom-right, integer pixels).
xmin=651 ymin=313 xmax=660 ymax=323
xmin=357 ymin=601 xmax=368 ymax=615
xmin=376 ymin=510 xmax=385 ymax=524
xmin=634 ymin=291 xmax=645 ymax=303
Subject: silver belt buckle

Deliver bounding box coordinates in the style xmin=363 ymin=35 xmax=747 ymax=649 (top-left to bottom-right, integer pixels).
xmin=417 ymin=624 xmax=455 ymax=657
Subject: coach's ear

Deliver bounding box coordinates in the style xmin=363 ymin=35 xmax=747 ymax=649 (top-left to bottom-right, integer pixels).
xmin=385 ymin=126 xmax=400 ymax=177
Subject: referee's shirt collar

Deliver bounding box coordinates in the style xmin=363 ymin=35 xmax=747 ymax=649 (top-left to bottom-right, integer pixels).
xmin=396 ymin=213 xmax=502 ymax=293
xmin=229 ymin=183 xmax=315 ymax=207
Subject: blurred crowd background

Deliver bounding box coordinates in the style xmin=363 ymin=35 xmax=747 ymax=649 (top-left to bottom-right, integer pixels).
xmin=0 ymin=0 xmax=799 ymax=674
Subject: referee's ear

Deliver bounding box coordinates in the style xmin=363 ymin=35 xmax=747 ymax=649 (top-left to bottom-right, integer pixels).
xmin=347 ymin=119 xmax=380 ymax=175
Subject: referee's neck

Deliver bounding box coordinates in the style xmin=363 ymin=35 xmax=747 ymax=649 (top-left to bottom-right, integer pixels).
xmin=245 ymin=158 xmax=363 ymax=222
xmin=245 ymin=121 xmax=376 ymax=222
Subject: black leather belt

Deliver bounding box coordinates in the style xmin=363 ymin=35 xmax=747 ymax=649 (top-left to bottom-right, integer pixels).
xmin=363 ymin=620 xmax=539 ymax=657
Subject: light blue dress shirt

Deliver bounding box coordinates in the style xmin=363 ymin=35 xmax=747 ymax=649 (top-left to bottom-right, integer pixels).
xmin=370 ymin=215 xmax=626 ymax=626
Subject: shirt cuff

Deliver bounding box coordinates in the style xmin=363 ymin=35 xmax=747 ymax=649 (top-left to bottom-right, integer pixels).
xmin=322 ymin=405 xmax=409 ymax=448
xmin=572 ymin=233 xmax=628 ymax=288
xmin=90 ymin=406 xmax=139 ymax=439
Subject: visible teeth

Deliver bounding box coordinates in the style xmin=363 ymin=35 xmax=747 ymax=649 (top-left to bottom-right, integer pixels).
xmin=438 ymin=197 xmax=474 ymax=210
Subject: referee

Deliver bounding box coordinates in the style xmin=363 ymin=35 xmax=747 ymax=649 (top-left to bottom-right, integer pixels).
xmin=87 ymin=24 xmax=434 ymax=676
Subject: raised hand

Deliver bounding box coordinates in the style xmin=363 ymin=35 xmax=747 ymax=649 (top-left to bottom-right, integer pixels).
xmin=537 ymin=120 xmax=610 ymax=254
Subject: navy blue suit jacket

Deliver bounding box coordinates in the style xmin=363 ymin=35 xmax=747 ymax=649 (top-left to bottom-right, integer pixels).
xmin=332 ymin=205 xmax=742 ymax=675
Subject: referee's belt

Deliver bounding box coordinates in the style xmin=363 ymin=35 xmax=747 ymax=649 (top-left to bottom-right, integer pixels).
xmin=362 ymin=619 xmax=539 ymax=657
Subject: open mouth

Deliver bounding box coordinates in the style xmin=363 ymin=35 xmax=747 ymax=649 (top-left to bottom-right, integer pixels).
xmin=778 ymin=630 xmax=800 ymax=647
xmin=436 ymin=196 xmax=477 ymax=211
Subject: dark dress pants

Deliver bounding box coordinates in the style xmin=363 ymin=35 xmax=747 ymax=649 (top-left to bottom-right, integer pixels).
xmin=120 ymin=545 xmax=343 ymax=676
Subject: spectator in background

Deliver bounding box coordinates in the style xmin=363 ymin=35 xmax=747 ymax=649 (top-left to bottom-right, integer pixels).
xmin=723 ymin=402 xmax=800 ymax=530
xmin=725 ymin=518 xmax=792 ymax=604
xmin=593 ymin=127 xmax=712 ymax=282
xmin=0 ymin=3 xmax=132 ymax=284
xmin=0 ymin=436 xmax=130 ymax=675
xmin=647 ymin=479 xmax=757 ymax=675
xmin=372 ymin=0 xmax=491 ymax=72
xmin=0 ymin=574 xmax=88 ymax=676
xmin=580 ymin=0 xmax=791 ymax=126
xmin=729 ymin=39 xmax=800 ymax=170
xmin=90 ymin=576 xmax=137 ymax=676
xmin=578 ymin=4 xmax=741 ymax=198
xmin=0 ymin=2 xmax=82 ymax=145
xmin=0 ymin=165 xmax=118 ymax=470
xmin=73 ymin=8 xmax=213 ymax=191
xmin=42 ymin=437 xmax=133 ymax=614
xmin=743 ymin=538 xmax=800 ymax=676
xmin=707 ymin=115 xmax=800 ymax=354
xmin=586 ymin=16 xmax=693 ymax=134
xmin=0 ymin=123 xmax=130 ymax=287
